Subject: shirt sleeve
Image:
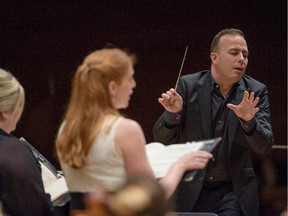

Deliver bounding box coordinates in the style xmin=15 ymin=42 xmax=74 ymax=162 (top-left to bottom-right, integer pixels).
xmin=239 ymin=117 xmax=257 ymax=135
xmin=164 ymin=111 xmax=181 ymax=128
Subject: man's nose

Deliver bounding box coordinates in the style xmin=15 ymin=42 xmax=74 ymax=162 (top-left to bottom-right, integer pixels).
xmin=238 ymin=53 xmax=245 ymax=62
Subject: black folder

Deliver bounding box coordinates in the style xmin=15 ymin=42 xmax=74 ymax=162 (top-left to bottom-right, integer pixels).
xmin=182 ymin=137 xmax=222 ymax=182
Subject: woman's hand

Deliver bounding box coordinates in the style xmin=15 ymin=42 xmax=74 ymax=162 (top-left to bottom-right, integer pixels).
xmin=177 ymin=150 xmax=213 ymax=171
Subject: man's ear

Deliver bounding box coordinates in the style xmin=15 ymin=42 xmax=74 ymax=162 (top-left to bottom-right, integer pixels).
xmin=210 ymin=52 xmax=218 ymax=64
xmin=108 ymin=81 xmax=118 ymax=97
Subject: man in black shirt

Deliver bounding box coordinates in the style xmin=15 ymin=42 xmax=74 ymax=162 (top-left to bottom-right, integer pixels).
xmin=153 ymin=29 xmax=273 ymax=216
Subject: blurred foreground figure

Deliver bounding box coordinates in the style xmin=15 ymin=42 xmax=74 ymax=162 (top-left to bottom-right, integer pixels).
xmin=72 ymin=176 xmax=168 ymax=216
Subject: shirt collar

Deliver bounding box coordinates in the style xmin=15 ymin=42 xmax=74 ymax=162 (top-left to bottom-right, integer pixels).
xmin=0 ymin=128 xmax=13 ymax=137
xmin=209 ymin=73 xmax=240 ymax=93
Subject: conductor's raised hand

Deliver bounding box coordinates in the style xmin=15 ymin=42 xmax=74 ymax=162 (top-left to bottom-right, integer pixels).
xmin=158 ymin=88 xmax=183 ymax=113
xmin=227 ymin=91 xmax=260 ymax=122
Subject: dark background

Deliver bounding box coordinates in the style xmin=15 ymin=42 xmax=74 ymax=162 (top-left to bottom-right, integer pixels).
xmin=0 ymin=1 xmax=286 ymax=215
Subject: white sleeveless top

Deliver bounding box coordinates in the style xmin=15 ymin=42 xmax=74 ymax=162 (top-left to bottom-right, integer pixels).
xmin=59 ymin=116 xmax=126 ymax=192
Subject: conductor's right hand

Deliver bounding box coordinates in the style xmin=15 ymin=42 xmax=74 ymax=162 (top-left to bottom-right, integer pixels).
xmin=158 ymin=88 xmax=183 ymax=113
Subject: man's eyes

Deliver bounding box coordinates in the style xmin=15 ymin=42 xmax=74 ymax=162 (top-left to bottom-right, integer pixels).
xmin=230 ymin=52 xmax=248 ymax=58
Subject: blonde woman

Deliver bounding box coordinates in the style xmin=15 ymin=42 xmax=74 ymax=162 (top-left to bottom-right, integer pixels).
xmin=56 ymin=48 xmax=212 ymax=213
xmin=0 ymin=68 xmax=53 ymax=215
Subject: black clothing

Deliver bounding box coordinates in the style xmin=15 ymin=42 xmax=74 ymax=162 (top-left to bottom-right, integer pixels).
xmin=193 ymin=181 xmax=240 ymax=215
xmin=0 ymin=129 xmax=53 ymax=216
xmin=205 ymin=79 xmax=237 ymax=183
xmin=153 ymin=70 xmax=274 ymax=216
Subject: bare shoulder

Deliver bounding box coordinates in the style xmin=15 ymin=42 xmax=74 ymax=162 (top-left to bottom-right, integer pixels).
xmin=117 ymin=118 xmax=143 ymax=133
xmin=115 ymin=117 xmax=145 ymax=144
xmin=115 ymin=118 xmax=146 ymax=154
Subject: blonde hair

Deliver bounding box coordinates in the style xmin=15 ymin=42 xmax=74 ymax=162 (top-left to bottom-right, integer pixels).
xmin=56 ymin=48 xmax=135 ymax=168
xmin=0 ymin=68 xmax=25 ymax=113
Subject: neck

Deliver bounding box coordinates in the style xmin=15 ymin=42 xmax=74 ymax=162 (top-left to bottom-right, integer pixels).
xmin=220 ymin=88 xmax=230 ymax=98
xmin=211 ymin=71 xmax=234 ymax=97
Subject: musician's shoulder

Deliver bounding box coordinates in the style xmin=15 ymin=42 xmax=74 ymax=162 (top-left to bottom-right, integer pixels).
xmin=118 ymin=117 xmax=143 ymax=132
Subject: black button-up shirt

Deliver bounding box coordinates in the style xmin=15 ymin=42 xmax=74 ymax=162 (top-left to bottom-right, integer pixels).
xmin=204 ymin=78 xmax=238 ymax=183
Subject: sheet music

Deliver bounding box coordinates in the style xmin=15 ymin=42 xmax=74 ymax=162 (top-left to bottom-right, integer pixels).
xmin=40 ymin=161 xmax=69 ymax=202
xmin=145 ymin=138 xmax=221 ymax=179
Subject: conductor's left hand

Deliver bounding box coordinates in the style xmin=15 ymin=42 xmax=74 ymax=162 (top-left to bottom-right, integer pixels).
xmin=227 ymin=91 xmax=260 ymax=121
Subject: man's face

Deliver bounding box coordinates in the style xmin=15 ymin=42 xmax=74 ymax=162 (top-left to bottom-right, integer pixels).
xmin=211 ymin=34 xmax=249 ymax=85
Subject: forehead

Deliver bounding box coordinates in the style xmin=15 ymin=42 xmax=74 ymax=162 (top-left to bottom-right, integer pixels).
xmin=219 ymin=34 xmax=248 ymax=52
xmin=125 ymin=62 xmax=135 ymax=76
xmin=117 ymin=63 xmax=134 ymax=83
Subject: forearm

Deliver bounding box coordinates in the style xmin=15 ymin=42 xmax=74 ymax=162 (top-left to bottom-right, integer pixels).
xmin=158 ymin=162 xmax=186 ymax=199
xmin=153 ymin=111 xmax=181 ymax=144
xmin=235 ymin=87 xmax=273 ymax=154
xmin=242 ymin=117 xmax=273 ymax=154
xmin=237 ymin=99 xmax=273 ymax=154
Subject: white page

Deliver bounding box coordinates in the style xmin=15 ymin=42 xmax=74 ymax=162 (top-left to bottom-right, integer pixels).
xmin=41 ymin=162 xmax=69 ymax=201
xmin=145 ymin=141 xmax=204 ymax=178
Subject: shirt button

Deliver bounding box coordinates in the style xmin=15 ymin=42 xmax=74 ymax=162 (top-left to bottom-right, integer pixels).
xmin=219 ymin=120 xmax=222 ymax=124
xmin=212 ymin=158 xmax=215 ymax=161
xmin=209 ymin=177 xmax=213 ymax=180
xmin=216 ymin=85 xmax=219 ymax=88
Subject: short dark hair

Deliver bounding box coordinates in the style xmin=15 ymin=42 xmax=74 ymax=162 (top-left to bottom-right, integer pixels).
xmin=210 ymin=29 xmax=245 ymax=52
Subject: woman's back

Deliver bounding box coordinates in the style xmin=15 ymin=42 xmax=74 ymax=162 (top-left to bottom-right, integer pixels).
xmin=59 ymin=116 xmax=126 ymax=193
